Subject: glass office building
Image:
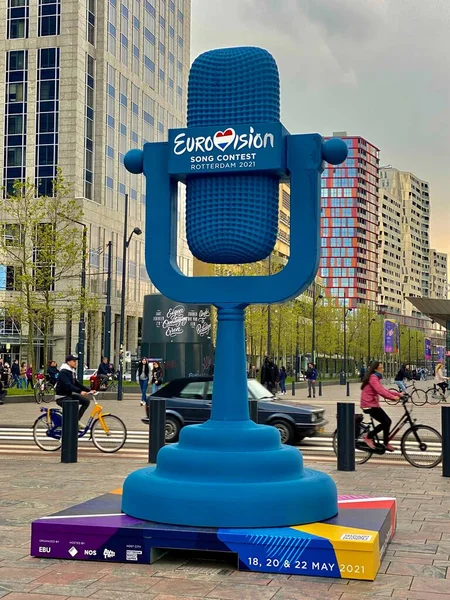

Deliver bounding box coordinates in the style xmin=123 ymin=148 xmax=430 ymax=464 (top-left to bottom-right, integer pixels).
xmin=0 ymin=0 xmax=192 ymax=366
xmin=320 ymin=134 xmax=380 ymax=308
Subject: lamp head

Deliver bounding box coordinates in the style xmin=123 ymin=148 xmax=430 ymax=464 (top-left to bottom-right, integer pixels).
xmin=133 ymin=227 xmax=143 ymax=236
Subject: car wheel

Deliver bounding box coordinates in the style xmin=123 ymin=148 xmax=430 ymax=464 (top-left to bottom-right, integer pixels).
xmin=165 ymin=416 xmax=181 ymax=443
xmin=271 ymin=420 xmax=295 ymax=445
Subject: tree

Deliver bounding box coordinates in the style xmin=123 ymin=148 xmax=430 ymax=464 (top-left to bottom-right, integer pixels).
xmin=0 ymin=171 xmax=97 ymax=370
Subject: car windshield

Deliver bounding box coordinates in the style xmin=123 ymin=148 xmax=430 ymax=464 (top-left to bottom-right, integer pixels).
xmin=247 ymin=379 xmax=277 ymax=400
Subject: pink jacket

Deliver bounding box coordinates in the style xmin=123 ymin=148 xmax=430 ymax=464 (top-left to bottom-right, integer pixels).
xmin=361 ymin=373 xmax=399 ymax=409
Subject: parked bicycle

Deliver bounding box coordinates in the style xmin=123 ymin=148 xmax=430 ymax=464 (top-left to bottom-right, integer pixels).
xmin=425 ymin=384 xmax=449 ymax=405
xmin=33 ymin=373 xmax=55 ymax=404
xmin=32 ymin=392 xmax=127 ymax=453
xmin=387 ymin=380 xmax=427 ymax=406
xmin=332 ymin=395 xmax=442 ymax=468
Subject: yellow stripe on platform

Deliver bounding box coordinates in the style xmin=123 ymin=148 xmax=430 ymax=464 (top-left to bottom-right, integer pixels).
xmin=110 ymin=488 xmax=123 ymax=495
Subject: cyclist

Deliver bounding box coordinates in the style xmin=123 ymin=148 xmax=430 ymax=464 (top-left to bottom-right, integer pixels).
xmin=360 ymin=361 xmax=403 ymax=452
xmin=435 ymin=362 xmax=448 ymax=400
xmin=54 ymin=354 xmax=91 ymax=429
xmin=46 ymin=360 xmax=59 ymax=386
xmin=394 ymin=363 xmax=411 ymax=393
xmin=97 ymin=357 xmax=113 ymax=387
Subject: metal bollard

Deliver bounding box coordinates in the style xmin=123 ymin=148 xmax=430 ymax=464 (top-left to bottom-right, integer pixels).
xmin=337 ymin=402 xmax=355 ymax=471
xmin=149 ymin=398 xmax=166 ymax=463
xmin=319 ymin=381 xmax=322 ymax=397
xmin=249 ymin=399 xmax=258 ymax=423
xmin=61 ymin=398 xmax=79 ymax=464
xmin=346 ymin=381 xmax=350 ymax=397
xmin=443 ymin=406 xmax=450 ymax=477
xmin=291 ymin=381 xmax=295 ymax=396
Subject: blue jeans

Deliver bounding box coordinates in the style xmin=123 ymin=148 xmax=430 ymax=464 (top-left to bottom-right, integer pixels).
xmin=395 ymin=381 xmax=406 ymax=392
xmin=139 ymin=378 xmax=148 ymax=402
xmin=279 ymin=380 xmax=286 ymax=393
xmin=152 ymin=383 xmax=161 ymax=394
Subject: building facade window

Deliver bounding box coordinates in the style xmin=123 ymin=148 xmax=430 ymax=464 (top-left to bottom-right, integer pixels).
xmin=84 ymin=54 xmax=95 ymax=200
xmin=38 ymin=0 xmax=61 ymax=37
xmin=87 ymin=0 xmax=96 ymax=45
xmin=7 ymin=0 xmax=29 ymax=39
xmin=4 ymin=50 xmax=28 ymax=196
xmin=35 ymin=48 xmax=60 ymax=196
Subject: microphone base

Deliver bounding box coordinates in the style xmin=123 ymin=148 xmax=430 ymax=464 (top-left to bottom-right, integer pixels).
xmin=122 ymin=420 xmax=338 ymax=528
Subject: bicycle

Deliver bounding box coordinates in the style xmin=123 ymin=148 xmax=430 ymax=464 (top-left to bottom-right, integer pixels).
xmin=425 ymin=383 xmax=449 ymax=405
xmin=33 ymin=375 xmax=55 ymax=404
xmin=32 ymin=392 xmax=127 ymax=453
xmin=387 ymin=380 xmax=427 ymax=406
xmin=332 ymin=396 xmax=442 ymax=468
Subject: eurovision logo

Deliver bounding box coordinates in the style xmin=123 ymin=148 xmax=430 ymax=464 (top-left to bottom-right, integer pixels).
xmin=173 ymin=126 xmax=275 ymax=156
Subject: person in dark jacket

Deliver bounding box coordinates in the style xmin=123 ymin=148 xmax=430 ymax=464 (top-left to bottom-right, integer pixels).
xmin=138 ymin=358 xmax=150 ymax=405
xmin=151 ymin=362 xmax=163 ymax=394
xmin=394 ymin=364 xmax=410 ymax=392
xmin=306 ymin=362 xmax=318 ymax=398
xmin=260 ymin=357 xmax=279 ymax=394
xmin=46 ymin=360 xmax=59 ymax=385
xmin=0 ymin=378 xmax=5 ymax=405
xmin=11 ymin=359 xmax=20 ymax=386
xmin=279 ymin=365 xmax=287 ymax=395
xmin=55 ymin=354 xmax=91 ymax=429
xmin=97 ymin=357 xmax=112 ymax=385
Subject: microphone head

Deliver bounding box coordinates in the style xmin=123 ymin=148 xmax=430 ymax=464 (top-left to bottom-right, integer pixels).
xmin=185 ymin=47 xmax=280 ymax=264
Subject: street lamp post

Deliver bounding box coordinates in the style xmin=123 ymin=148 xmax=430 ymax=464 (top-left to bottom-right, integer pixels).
xmin=368 ymin=315 xmax=376 ymax=366
xmin=267 ymin=253 xmax=271 ymax=356
xmin=117 ymin=193 xmax=142 ymax=401
xmin=311 ymin=283 xmax=323 ymax=365
xmin=295 ymin=314 xmax=299 ymax=380
xmin=103 ymin=240 xmax=112 ymax=362
xmin=343 ymin=302 xmax=352 ymax=383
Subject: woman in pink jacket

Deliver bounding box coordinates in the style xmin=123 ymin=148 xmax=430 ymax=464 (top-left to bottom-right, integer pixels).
xmin=360 ymin=361 xmax=403 ymax=452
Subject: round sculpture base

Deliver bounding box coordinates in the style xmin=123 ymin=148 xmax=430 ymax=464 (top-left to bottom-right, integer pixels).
xmin=122 ymin=420 xmax=338 ymax=528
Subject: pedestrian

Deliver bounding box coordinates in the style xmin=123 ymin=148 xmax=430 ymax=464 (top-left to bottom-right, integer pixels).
xmin=19 ymin=362 xmax=27 ymax=389
xmin=260 ymin=357 xmax=279 ymax=394
xmin=151 ymin=361 xmax=163 ymax=394
xmin=11 ymin=359 xmax=20 ymax=387
xmin=138 ymin=357 xmax=150 ymax=406
xmin=279 ymin=365 xmax=287 ymax=394
xmin=359 ymin=364 xmax=366 ymax=382
xmin=1 ymin=362 xmax=10 ymax=387
xmin=26 ymin=364 xmax=33 ymax=388
xmin=0 ymin=377 xmax=6 ymax=405
xmin=360 ymin=361 xmax=403 ymax=451
xmin=306 ymin=362 xmax=317 ymax=398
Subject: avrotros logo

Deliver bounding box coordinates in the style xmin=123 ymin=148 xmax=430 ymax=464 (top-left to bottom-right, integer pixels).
xmin=173 ymin=126 xmax=275 ymax=156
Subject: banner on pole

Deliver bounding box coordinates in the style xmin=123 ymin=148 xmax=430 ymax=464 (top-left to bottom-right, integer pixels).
xmin=424 ymin=338 xmax=432 ymax=360
xmin=384 ymin=320 xmax=395 ymax=354
xmin=437 ymin=346 xmax=445 ymax=362
xmin=395 ymin=323 xmax=400 ymax=354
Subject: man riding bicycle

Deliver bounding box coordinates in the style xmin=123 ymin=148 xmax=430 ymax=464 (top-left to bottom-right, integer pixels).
xmin=54 ymin=354 xmax=91 ymax=430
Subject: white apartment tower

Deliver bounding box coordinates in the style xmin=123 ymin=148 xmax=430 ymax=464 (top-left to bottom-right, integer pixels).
xmin=430 ymin=250 xmax=448 ymax=299
xmin=377 ymin=187 xmax=402 ymax=314
xmin=0 ymin=0 xmax=192 ymax=366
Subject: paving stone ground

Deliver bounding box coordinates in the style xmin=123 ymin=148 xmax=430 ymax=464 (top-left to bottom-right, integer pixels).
xmin=0 ymin=452 xmax=449 ymax=600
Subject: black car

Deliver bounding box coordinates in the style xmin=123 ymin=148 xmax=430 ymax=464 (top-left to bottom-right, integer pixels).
xmin=146 ymin=377 xmax=327 ymax=445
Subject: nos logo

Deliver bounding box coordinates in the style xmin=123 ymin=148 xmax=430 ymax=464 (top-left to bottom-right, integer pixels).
xmin=84 ymin=549 xmax=97 ymax=556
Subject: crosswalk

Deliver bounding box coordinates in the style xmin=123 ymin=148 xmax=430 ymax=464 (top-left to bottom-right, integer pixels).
xmin=0 ymin=427 xmax=417 ymax=465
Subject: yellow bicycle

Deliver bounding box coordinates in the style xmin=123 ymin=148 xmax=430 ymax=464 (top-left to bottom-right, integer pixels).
xmin=32 ymin=393 xmax=127 ymax=453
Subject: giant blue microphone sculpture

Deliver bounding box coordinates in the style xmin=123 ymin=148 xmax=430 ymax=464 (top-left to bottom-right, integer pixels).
xmin=123 ymin=46 xmax=348 ymax=528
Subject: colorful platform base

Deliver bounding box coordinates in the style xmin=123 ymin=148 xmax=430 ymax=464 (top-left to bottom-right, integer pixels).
xmin=31 ymin=492 xmax=396 ymax=581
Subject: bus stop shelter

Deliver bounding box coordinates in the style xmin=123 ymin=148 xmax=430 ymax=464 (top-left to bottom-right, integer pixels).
xmin=407 ymin=297 xmax=450 ymax=371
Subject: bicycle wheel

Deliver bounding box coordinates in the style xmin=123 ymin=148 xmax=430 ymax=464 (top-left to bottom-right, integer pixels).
xmin=332 ymin=430 xmax=372 ymax=465
xmin=33 ymin=383 xmax=43 ymax=404
xmin=33 ymin=414 xmax=62 ymax=451
xmin=42 ymin=384 xmax=55 ymax=403
xmin=427 ymin=388 xmax=441 ymax=405
xmin=401 ymin=425 xmax=442 ymax=468
xmin=386 ymin=390 xmax=400 ymax=405
xmin=410 ymin=389 xmax=427 ymax=406
xmin=108 ymin=381 xmax=118 ymax=392
xmin=91 ymin=414 xmax=127 ymax=453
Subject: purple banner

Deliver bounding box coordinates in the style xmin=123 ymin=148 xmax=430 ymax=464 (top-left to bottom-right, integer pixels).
xmin=395 ymin=323 xmax=400 ymax=354
xmin=424 ymin=338 xmax=432 ymax=360
xmin=437 ymin=346 xmax=445 ymax=362
xmin=384 ymin=320 xmax=395 ymax=354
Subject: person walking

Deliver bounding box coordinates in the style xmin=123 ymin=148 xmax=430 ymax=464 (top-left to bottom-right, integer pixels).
xmin=360 ymin=361 xmax=403 ymax=451
xmin=260 ymin=357 xmax=279 ymax=394
xmin=138 ymin=357 xmax=150 ymax=406
xmin=11 ymin=359 xmax=20 ymax=387
xmin=279 ymin=365 xmax=287 ymax=395
xmin=19 ymin=362 xmax=27 ymax=389
xmin=306 ymin=362 xmax=317 ymax=398
xmin=26 ymin=364 xmax=33 ymax=389
xmin=151 ymin=361 xmax=163 ymax=394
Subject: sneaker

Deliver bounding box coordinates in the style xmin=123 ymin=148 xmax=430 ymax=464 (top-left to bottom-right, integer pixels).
xmin=385 ymin=443 xmax=396 ymax=452
xmin=363 ymin=434 xmax=376 ymax=450
xmin=140 ymin=400 xmax=145 ymax=406
xmin=141 ymin=418 xmax=150 ymax=425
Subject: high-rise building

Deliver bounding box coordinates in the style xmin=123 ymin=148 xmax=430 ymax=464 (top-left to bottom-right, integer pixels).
xmin=0 ymin=0 xmax=192 ymax=366
xmin=320 ymin=133 xmax=380 ymax=308
xmin=379 ymin=167 xmax=430 ymax=316
xmin=430 ymin=249 xmax=448 ymax=299
xmin=377 ymin=188 xmax=403 ymax=314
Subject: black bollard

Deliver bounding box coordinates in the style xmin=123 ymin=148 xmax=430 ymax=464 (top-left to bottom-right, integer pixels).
xmin=149 ymin=398 xmax=166 ymax=463
xmin=249 ymin=399 xmax=258 ymax=423
xmin=319 ymin=381 xmax=322 ymax=397
xmin=337 ymin=402 xmax=355 ymax=471
xmin=346 ymin=381 xmax=350 ymax=397
xmin=291 ymin=381 xmax=295 ymax=396
xmin=61 ymin=397 xmax=79 ymax=464
xmin=443 ymin=406 xmax=450 ymax=477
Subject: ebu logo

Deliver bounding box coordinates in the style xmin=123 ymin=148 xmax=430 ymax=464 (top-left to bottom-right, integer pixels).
xmin=173 ymin=126 xmax=275 ymax=156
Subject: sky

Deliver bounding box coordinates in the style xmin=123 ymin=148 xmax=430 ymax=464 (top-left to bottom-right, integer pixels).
xmin=190 ymin=0 xmax=450 ymax=256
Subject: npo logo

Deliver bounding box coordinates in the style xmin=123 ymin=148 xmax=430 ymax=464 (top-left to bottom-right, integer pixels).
xmin=173 ymin=126 xmax=275 ymax=156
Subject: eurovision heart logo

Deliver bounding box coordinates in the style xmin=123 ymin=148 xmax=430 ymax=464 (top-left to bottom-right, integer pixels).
xmin=213 ymin=128 xmax=236 ymax=151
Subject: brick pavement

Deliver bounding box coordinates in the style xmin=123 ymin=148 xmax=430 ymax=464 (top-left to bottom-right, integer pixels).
xmin=0 ymin=453 xmax=449 ymax=599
